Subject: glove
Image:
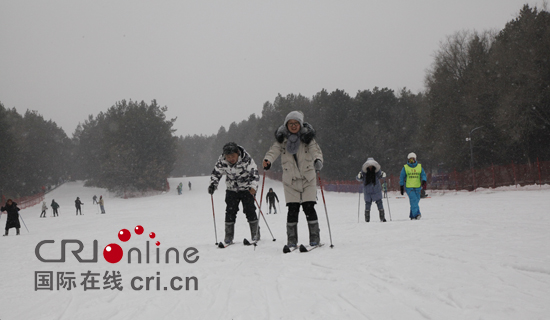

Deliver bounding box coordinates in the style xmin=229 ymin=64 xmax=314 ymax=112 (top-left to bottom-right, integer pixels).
xmin=400 ymin=185 xmax=404 ymax=195
xmin=381 ymin=171 xmax=386 ymax=178
xmin=356 ymin=172 xmax=363 ymax=180
xmin=421 ymin=181 xmax=427 ymax=190
xmin=314 ymin=159 xmax=323 ymax=171
xmin=208 ymin=184 xmax=216 ymax=195
xmin=263 ymin=160 xmax=271 ymax=170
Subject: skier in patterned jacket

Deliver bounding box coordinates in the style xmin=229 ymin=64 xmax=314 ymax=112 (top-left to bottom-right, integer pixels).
xmin=208 ymin=142 xmax=260 ymax=245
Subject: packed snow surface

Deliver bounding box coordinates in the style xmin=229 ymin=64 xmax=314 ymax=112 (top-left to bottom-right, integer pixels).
xmin=1 ymin=177 xmax=549 ymax=320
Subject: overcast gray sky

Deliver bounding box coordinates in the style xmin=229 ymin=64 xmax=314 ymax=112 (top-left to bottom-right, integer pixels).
xmin=0 ymin=0 xmax=536 ymax=137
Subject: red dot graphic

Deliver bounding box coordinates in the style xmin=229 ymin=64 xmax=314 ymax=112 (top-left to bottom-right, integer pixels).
xmin=149 ymin=232 xmax=156 ymax=239
xmin=135 ymin=225 xmax=144 ymax=235
xmin=155 ymin=241 xmax=160 ymax=246
xmin=118 ymin=229 xmax=131 ymax=242
xmin=103 ymin=243 xmax=123 ymax=263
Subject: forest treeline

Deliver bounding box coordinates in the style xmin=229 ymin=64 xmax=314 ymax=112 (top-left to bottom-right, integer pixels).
xmin=0 ymin=100 xmax=176 ymax=198
xmin=1 ymin=5 xmax=548 ymax=197
xmin=175 ymin=5 xmax=550 ymax=180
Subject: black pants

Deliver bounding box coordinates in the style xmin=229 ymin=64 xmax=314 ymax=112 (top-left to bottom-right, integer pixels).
xmin=287 ymin=201 xmax=318 ymax=223
xmin=76 ymin=207 xmax=82 ymax=215
xmin=225 ymin=190 xmax=257 ymax=223
xmin=53 ymin=209 xmax=58 ymax=217
xmin=269 ymin=201 xmax=276 ymax=213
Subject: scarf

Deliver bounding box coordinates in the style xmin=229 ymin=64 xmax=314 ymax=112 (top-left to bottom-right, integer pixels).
xmin=286 ymin=133 xmax=301 ymax=154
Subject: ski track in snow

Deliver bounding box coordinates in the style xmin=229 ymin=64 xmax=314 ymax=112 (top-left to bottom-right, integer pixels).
xmin=1 ymin=178 xmax=549 ymax=319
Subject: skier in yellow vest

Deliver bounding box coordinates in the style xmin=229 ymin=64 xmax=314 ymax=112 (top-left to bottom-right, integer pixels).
xmin=399 ymin=152 xmax=427 ymax=220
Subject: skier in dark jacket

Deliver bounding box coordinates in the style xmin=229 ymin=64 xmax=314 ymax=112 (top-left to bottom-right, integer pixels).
xmin=356 ymin=157 xmax=387 ymax=222
xmin=266 ymin=188 xmax=279 ymax=214
xmin=208 ymin=142 xmax=260 ymax=246
xmin=51 ymin=199 xmax=60 ymax=217
xmin=75 ymin=197 xmax=84 ymax=215
xmin=1 ymin=199 xmax=21 ymax=236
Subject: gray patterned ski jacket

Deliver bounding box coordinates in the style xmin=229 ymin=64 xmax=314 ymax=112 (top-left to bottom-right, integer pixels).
xmin=210 ymin=145 xmax=259 ymax=192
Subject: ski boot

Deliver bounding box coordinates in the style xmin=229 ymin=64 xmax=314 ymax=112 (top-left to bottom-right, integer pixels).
xmin=249 ymin=220 xmax=260 ymax=241
xmin=286 ymin=222 xmax=298 ymax=248
xmin=224 ymin=222 xmax=235 ymax=244
xmin=379 ymin=209 xmax=387 ymax=222
xmin=307 ymin=220 xmax=320 ymax=246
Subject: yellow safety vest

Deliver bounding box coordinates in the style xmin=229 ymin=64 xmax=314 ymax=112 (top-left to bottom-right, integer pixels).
xmin=404 ymin=164 xmax=422 ymax=188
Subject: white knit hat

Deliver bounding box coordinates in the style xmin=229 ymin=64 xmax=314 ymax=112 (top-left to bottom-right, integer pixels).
xmin=284 ymin=111 xmax=304 ymax=127
xmin=407 ymin=152 xmax=417 ymax=160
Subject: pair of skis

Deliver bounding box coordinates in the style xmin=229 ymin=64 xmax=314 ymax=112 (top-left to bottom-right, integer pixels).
xmin=217 ymin=238 xmax=257 ymax=248
xmin=218 ymin=240 xmax=323 ymax=253
xmin=283 ymin=243 xmax=324 ymax=253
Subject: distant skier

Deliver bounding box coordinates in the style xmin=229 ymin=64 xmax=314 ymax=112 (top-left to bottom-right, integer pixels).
xmin=177 ymin=183 xmax=183 ymax=195
xmin=51 ymin=199 xmax=59 ymax=217
xmin=75 ymin=197 xmax=84 ymax=215
xmin=92 ymin=195 xmax=98 ymax=205
xmin=99 ymin=196 xmax=105 ymax=214
xmin=356 ymin=157 xmax=387 ymax=222
xmin=1 ymin=199 xmax=21 ymax=236
xmin=263 ymin=111 xmax=323 ymax=248
xmin=208 ymin=142 xmax=260 ymax=245
xmin=266 ymin=188 xmax=279 ymax=214
xmin=382 ymin=181 xmax=388 ymax=198
xmin=188 ymin=181 xmax=192 ymax=191
xmin=399 ymin=152 xmax=427 ymax=220
xmin=40 ymin=201 xmax=48 ymax=218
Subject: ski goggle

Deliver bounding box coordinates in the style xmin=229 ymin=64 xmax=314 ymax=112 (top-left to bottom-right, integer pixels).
xmin=408 ymin=158 xmax=416 ymax=163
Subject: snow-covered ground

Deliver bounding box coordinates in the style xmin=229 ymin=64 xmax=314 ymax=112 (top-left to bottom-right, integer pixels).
xmin=1 ymin=177 xmax=549 ymax=320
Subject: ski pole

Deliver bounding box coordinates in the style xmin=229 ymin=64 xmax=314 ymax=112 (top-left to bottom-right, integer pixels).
xmin=358 ymin=186 xmax=361 ymax=223
xmin=277 ymin=201 xmax=281 ymax=214
xmin=317 ymin=172 xmax=334 ymax=248
xmin=19 ymin=213 xmax=29 ymax=233
xmin=253 ymin=197 xmax=276 ymax=242
xmin=385 ymin=179 xmax=392 ymax=221
xmin=211 ymin=194 xmax=218 ymax=245
xmin=258 ymin=171 xmax=266 ymax=210
xmin=254 ymin=171 xmax=267 ymax=239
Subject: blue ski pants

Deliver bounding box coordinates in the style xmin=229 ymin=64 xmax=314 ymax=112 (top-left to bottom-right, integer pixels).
xmin=406 ymin=187 xmax=422 ymax=219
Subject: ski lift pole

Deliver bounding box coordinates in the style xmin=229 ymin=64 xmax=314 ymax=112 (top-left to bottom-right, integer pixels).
xmin=317 ymin=172 xmax=334 ymax=248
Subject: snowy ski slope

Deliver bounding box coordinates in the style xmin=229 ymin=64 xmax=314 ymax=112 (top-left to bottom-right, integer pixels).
xmin=1 ymin=177 xmax=549 ymax=320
